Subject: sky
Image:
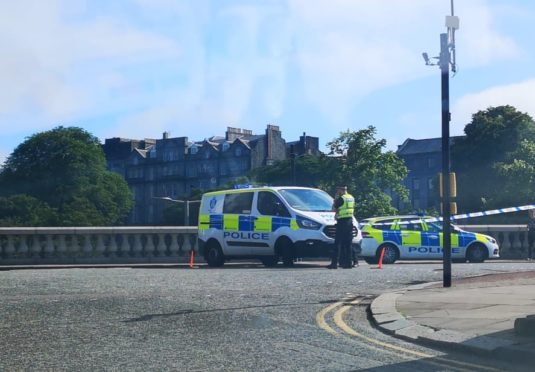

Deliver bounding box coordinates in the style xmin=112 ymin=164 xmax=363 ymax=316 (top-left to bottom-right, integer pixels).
xmin=1 ymin=0 xmax=534 ymax=165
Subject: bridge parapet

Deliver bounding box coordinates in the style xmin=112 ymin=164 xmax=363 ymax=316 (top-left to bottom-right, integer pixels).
xmin=0 ymin=227 xmax=199 ymax=265
xmin=0 ymin=225 xmax=530 ymax=265
xmin=458 ymin=225 xmax=528 ymax=259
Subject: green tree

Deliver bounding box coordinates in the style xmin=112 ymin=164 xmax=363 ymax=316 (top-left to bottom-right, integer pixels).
xmin=161 ymin=203 xmax=185 ymax=225
xmin=453 ymin=105 xmax=535 ymax=211
xmin=323 ymin=126 xmax=408 ymax=219
xmin=0 ymin=195 xmax=58 ymax=226
xmin=250 ymin=155 xmax=324 ymax=187
xmin=495 ymin=140 xmax=535 ymax=206
xmin=0 ymin=126 xmax=133 ymax=226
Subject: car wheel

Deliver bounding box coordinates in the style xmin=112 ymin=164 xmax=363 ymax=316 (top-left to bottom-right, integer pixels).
xmin=205 ymin=241 xmax=225 ymax=267
xmin=378 ymin=244 xmax=398 ymax=264
xmin=466 ymin=244 xmax=487 ymax=263
xmin=260 ymin=255 xmax=279 ymax=267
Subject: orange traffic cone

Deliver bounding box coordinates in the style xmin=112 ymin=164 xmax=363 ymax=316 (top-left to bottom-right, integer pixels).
xmin=189 ymin=249 xmax=195 ymax=268
xmin=378 ymin=247 xmax=385 ymax=269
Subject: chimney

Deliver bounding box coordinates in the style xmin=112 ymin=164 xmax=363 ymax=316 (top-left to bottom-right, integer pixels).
xmin=163 ymin=131 xmax=170 ymax=139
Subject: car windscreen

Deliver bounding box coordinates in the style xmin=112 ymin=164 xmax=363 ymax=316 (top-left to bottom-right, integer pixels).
xmin=278 ymin=188 xmax=333 ymax=212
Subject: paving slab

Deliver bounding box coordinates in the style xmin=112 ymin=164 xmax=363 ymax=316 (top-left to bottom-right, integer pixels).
xmin=380 ymin=319 xmax=416 ymax=333
xmin=370 ymin=273 xmax=535 ymax=363
xmin=373 ymin=312 xmax=404 ymax=324
xmin=395 ymin=325 xmax=435 ymax=340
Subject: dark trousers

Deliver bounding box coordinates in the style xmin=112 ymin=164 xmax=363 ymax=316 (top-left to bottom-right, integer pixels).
xmin=331 ymin=218 xmax=353 ymax=267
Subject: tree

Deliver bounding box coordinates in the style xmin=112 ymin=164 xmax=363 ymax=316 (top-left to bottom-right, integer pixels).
xmin=251 ymin=126 xmax=408 ymax=219
xmin=0 ymin=126 xmax=133 ymax=226
xmin=323 ymin=126 xmax=408 ymax=219
xmin=453 ymin=105 xmax=535 ymax=211
xmin=0 ymin=195 xmax=58 ymax=227
xmin=495 ymin=140 xmax=535 ymax=207
xmin=250 ymin=155 xmax=324 ymax=187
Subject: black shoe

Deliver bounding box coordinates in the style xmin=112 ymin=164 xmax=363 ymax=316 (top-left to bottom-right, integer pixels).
xmin=326 ymin=264 xmax=338 ymax=269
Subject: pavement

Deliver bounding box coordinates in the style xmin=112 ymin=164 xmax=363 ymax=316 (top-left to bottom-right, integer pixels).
xmin=370 ymin=270 xmax=535 ymax=364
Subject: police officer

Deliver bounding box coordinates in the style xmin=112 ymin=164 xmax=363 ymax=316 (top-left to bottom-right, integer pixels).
xmin=327 ymin=186 xmax=355 ymax=269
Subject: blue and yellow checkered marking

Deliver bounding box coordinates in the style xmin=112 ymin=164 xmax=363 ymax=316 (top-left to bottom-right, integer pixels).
xmin=362 ymin=225 xmax=474 ymax=249
xmin=200 ymin=214 xmax=296 ymax=232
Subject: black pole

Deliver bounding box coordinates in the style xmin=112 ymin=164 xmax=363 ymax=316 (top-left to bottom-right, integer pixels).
xmin=290 ymin=144 xmax=296 ymax=185
xmin=440 ymin=32 xmax=452 ymax=288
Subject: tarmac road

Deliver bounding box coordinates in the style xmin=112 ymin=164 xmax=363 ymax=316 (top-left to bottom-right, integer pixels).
xmin=1 ymin=260 xmax=533 ymax=371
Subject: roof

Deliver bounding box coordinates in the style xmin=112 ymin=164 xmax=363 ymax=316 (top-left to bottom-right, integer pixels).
xmin=201 ymin=186 xmax=323 ymax=197
xmin=133 ymin=148 xmax=149 ymax=158
xmin=397 ymin=136 xmax=463 ymax=156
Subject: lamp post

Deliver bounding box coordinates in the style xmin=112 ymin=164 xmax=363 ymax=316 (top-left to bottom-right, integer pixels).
xmin=423 ymin=0 xmax=459 ymax=288
xmin=152 ymin=196 xmax=201 ymax=226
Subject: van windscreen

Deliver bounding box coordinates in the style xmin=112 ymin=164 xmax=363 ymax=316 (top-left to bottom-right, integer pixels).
xmin=278 ymin=189 xmax=333 ymax=212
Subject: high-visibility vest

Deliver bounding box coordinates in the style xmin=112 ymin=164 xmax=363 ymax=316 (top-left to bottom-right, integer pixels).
xmin=336 ymin=193 xmax=355 ymax=220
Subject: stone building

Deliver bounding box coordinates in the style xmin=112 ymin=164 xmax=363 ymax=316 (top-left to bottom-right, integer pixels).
xmin=394 ymin=136 xmax=463 ymax=212
xmin=103 ymin=125 xmax=319 ymax=224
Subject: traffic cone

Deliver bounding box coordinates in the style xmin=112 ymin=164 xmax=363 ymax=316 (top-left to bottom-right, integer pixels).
xmin=189 ymin=249 xmax=195 ymax=268
xmin=378 ymin=247 xmax=385 ymax=269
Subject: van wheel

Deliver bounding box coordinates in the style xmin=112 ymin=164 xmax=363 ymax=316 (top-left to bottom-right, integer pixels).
xmin=205 ymin=241 xmax=225 ymax=267
xmin=260 ymin=255 xmax=279 ymax=267
xmin=466 ymin=244 xmax=487 ymax=263
xmin=276 ymin=237 xmax=294 ymax=267
xmin=377 ymin=244 xmax=398 ymax=264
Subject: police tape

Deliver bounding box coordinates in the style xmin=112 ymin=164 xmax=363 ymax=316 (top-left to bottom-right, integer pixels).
xmin=366 ymin=204 xmax=535 ymax=226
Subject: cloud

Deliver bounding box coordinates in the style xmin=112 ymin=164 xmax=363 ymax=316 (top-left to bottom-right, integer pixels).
xmin=284 ymin=0 xmax=521 ymax=129
xmin=0 ymin=0 xmax=179 ymax=134
xmin=452 ymin=78 xmax=535 ymax=132
xmin=0 ymin=148 xmax=8 ymax=167
xmin=0 ymin=0 xmax=525 ymax=150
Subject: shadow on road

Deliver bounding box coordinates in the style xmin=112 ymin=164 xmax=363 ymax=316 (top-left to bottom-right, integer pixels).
xmin=122 ymin=298 xmax=340 ymax=323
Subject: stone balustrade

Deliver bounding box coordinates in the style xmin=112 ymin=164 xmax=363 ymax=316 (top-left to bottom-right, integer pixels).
xmin=458 ymin=225 xmax=529 ymax=259
xmin=0 ymin=225 xmax=531 ymax=265
xmin=0 ymin=227 xmax=199 ymax=265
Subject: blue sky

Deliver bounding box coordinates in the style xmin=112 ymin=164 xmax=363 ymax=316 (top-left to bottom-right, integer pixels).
xmin=1 ymin=0 xmax=534 ymax=164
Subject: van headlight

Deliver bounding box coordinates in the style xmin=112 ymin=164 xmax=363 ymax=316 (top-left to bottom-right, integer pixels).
xmin=296 ymin=216 xmax=321 ymax=230
xmin=487 ymin=236 xmax=496 ymax=244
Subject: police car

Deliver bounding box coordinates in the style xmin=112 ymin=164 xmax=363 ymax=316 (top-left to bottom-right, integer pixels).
xmin=197 ymin=186 xmax=361 ymax=267
xmin=360 ymin=215 xmax=499 ymax=264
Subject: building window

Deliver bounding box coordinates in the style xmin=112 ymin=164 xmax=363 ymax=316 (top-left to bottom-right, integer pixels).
xmin=412 ymin=178 xmax=420 ymax=200
xmin=428 ymin=177 xmax=434 ymax=190
xmin=222 ymin=142 xmax=230 ymax=151
xmin=190 ymin=145 xmax=198 ymax=155
xmin=428 ymin=157 xmax=436 ymax=169
xmin=235 ymin=147 xmax=242 ymax=157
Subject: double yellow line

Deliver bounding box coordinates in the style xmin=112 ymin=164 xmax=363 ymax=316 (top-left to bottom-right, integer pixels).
xmin=316 ymin=298 xmax=500 ymax=372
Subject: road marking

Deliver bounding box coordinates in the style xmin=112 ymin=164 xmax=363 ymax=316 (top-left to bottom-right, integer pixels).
xmin=315 ymin=301 xmax=340 ymax=336
xmin=332 ymin=299 xmax=500 ymax=372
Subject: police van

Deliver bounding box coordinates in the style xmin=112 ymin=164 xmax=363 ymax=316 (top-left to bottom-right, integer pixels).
xmin=197 ymin=186 xmax=361 ymax=267
xmin=360 ymin=215 xmax=500 ymax=264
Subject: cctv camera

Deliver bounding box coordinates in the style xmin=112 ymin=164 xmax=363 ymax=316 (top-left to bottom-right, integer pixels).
xmin=422 ymin=52 xmax=430 ymax=65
